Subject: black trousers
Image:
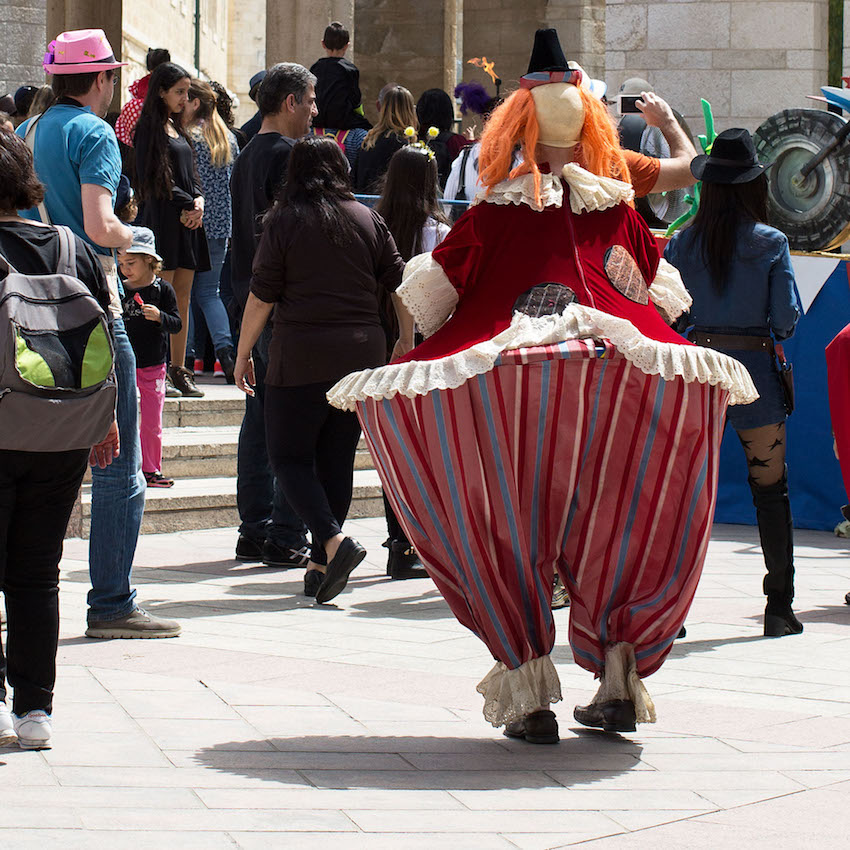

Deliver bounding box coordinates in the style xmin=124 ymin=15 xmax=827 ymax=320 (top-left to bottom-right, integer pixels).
xmin=0 ymin=448 xmax=88 ymax=714
xmin=265 ymin=382 xmax=362 ymax=565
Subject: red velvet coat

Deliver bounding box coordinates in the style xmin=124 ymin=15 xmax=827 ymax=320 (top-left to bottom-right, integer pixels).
xmin=401 ymin=184 xmax=690 ymax=363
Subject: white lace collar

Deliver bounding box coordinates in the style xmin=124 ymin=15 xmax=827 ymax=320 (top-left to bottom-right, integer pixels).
xmin=472 ymin=162 xmax=634 ymax=214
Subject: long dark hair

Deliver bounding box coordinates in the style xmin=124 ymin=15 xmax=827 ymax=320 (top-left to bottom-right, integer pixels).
xmin=690 ymin=174 xmax=769 ymax=292
xmin=265 ymin=136 xmax=356 ymax=246
xmin=375 ymin=146 xmax=449 ymax=261
xmin=135 ymin=62 xmax=191 ymax=202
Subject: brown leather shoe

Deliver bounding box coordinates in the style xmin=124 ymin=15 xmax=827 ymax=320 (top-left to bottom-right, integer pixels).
xmin=573 ymin=699 xmax=636 ymax=732
xmin=503 ymin=709 xmax=559 ymax=744
xmin=169 ymin=365 xmax=204 ymax=398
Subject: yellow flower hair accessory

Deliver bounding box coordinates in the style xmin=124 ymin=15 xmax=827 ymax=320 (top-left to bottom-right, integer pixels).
xmin=404 ymin=126 xmax=416 ymax=138
xmin=427 ymin=126 xmax=439 ymax=139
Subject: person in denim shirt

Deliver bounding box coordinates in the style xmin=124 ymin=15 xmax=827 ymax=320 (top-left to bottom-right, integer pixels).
xmin=665 ymin=128 xmax=802 ymax=639
xmin=184 ymin=79 xmax=238 ymax=380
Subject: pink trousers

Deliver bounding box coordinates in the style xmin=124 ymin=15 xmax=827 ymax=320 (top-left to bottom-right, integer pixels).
xmin=136 ymin=362 xmax=167 ymax=475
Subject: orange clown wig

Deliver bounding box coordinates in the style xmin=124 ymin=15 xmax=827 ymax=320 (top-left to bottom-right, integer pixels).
xmin=478 ymin=85 xmax=630 ymax=208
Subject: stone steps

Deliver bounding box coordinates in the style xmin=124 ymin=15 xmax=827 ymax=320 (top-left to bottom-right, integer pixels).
xmin=81 ymin=469 xmax=384 ymax=537
xmin=74 ymin=379 xmax=383 ymax=538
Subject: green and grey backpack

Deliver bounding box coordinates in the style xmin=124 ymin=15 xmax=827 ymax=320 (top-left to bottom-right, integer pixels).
xmin=0 ymin=225 xmax=116 ymax=451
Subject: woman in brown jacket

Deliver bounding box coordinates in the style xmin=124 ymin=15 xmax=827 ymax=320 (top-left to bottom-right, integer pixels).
xmin=234 ymin=136 xmax=412 ymax=604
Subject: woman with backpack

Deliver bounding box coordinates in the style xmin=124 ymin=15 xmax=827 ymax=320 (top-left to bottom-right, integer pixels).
xmin=0 ymin=129 xmax=117 ymax=750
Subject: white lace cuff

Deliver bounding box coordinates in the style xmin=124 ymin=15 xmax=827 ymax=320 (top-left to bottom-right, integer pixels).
xmin=476 ymin=655 xmax=563 ymax=728
xmin=397 ymin=253 xmax=458 ymax=338
xmin=649 ymin=257 xmax=692 ymax=323
xmin=326 ymin=305 xmax=759 ymax=412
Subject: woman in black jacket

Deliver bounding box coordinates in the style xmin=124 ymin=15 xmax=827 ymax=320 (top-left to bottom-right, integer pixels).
xmin=134 ymin=62 xmax=209 ymax=397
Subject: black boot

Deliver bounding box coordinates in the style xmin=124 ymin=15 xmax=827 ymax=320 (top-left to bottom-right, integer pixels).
xmin=386 ymin=540 xmax=429 ymax=580
xmin=216 ymin=345 xmax=237 ymax=384
xmin=749 ymin=468 xmax=803 ymax=637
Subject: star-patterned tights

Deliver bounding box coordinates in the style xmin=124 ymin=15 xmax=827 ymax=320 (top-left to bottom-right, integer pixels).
xmin=735 ymin=422 xmax=786 ymax=487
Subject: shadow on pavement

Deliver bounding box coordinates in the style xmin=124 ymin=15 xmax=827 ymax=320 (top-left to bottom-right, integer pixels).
xmin=193 ymin=733 xmax=644 ymax=790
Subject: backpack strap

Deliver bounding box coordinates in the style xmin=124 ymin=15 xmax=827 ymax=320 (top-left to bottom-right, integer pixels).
xmin=56 ymin=225 xmax=77 ymax=278
xmin=24 ymin=115 xmax=52 ymax=225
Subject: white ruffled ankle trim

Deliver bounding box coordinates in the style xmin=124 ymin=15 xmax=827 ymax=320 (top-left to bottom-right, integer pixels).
xmin=476 ymin=655 xmax=563 ymax=728
xmin=591 ymin=643 xmax=656 ymax=724
xmin=327 ymin=306 xmax=759 ymax=412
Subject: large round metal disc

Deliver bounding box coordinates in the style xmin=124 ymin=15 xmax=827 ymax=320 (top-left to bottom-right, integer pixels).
xmin=754 ymin=109 xmax=850 ymax=252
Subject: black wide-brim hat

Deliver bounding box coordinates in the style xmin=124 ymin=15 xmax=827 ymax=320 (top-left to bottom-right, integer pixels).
xmin=691 ymin=127 xmax=772 ymax=184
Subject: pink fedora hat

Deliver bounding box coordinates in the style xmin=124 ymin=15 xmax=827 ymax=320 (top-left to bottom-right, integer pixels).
xmin=43 ymin=29 xmax=127 ymax=75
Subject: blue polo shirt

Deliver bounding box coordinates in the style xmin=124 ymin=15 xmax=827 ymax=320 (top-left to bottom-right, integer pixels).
xmin=17 ymin=102 xmax=122 ymax=256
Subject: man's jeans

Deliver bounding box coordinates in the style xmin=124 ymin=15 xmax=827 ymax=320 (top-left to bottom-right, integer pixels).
xmin=187 ymin=235 xmax=234 ymax=358
xmin=87 ymin=318 xmax=145 ymax=622
xmin=237 ymin=326 xmax=307 ymax=548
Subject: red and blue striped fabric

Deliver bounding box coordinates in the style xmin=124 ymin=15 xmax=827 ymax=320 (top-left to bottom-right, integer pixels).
xmin=356 ymin=340 xmax=729 ymax=679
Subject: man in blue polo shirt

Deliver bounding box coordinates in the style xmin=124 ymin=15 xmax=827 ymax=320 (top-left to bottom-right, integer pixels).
xmin=18 ymin=29 xmax=180 ymax=639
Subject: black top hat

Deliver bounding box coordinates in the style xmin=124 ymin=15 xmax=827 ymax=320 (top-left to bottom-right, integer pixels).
xmin=526 ymin=28 xmax=569 ymax=75
xmin=690 ymin=128 xmax=770 ymax=185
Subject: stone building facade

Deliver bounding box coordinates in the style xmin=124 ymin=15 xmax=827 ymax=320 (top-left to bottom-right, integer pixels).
xmin=0 ymin=0 xmax=843 ymax=137
xmin=1 ymin=0 xmax=47 ymax=101
xmin=605 ymin=0 xmax=831 ymax=134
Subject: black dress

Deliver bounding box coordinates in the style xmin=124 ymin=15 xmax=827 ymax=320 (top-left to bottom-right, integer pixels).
xmin=135 ymin=125 xmax=211 ymax=273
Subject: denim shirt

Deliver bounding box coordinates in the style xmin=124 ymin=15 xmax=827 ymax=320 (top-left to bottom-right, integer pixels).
xmin=191 ymin=126 xmax=238 ymax=240
xmin=664 ymin=221 xmax=801 ymax=340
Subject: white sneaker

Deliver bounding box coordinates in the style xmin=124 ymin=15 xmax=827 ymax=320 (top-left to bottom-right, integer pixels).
xmin=0 ymin=703 xmax=16 ymax=747
xmin=13 ymin=710 xmax=51 ymax=750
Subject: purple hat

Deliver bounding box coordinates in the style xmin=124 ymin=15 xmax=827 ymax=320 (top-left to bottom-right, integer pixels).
xmin=43 ymin=29 xmax=127 ymax=75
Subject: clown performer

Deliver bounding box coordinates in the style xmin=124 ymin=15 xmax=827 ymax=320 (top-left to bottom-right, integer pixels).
xmin=328 ymin=29 xmax=757 ymax=743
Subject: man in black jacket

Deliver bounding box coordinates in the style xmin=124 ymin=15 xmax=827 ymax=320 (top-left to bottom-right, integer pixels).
xmin=229 ymin=62 xmax=317 ymax=568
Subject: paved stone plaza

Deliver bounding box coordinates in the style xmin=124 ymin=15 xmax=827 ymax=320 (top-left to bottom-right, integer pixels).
xmin=1 ymin=519 xmax=849 ymax=847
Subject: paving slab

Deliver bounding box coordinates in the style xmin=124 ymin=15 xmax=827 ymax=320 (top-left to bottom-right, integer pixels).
xmin=1 ymin=520 xmax=846 ymax=846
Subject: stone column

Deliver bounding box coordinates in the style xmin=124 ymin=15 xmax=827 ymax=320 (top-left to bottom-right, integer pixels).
xmin=266 ymin=0 xmax=354 ymax=69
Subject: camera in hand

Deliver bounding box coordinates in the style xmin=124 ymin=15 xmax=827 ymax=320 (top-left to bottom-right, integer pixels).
xmin=618 ymin=94 xmax=642 ymax=115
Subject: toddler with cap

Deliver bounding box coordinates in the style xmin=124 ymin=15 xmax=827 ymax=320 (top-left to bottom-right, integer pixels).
xmin=119 ymin=227 xmax=182 ymax=487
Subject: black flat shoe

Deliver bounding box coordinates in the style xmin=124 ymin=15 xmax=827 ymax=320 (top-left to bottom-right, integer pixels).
xmin=503 ymin=709 xmax=559 ymax=744
xmin=315 ymin=537 xmax=366 ymax=604
xmin=304 ymin=569 xmax=324 ymax=598
xmin=676 ymin=625 xmax=687 ymax=639
xmin=573 ymin=699 xmax=637 ymax=733
xmin=844 ymin=591 xmax=850 ymax=606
